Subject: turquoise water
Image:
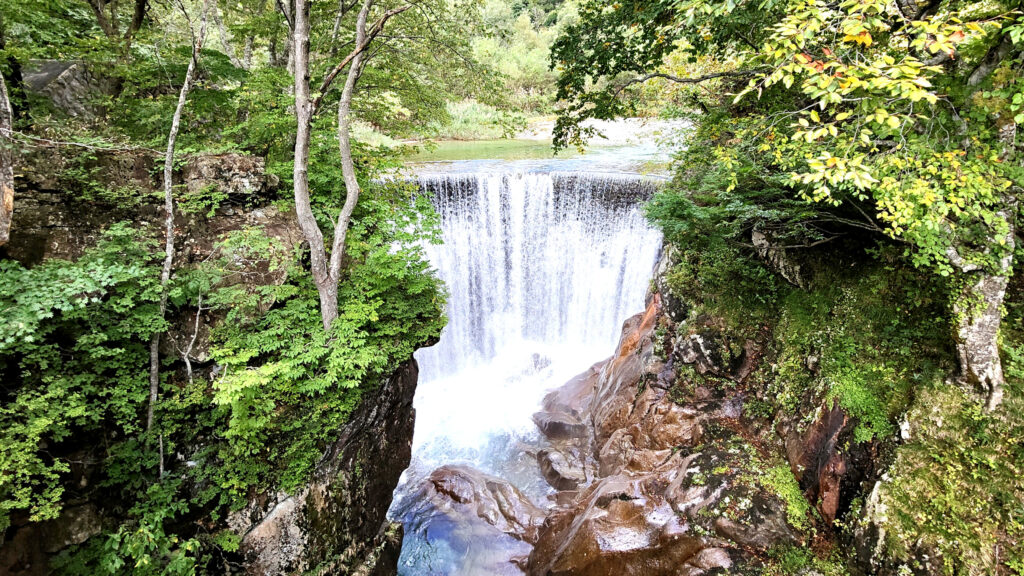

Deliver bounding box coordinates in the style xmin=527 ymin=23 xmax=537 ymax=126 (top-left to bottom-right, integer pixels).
xmin=405 ymin=139 xmax=671 ymax=176
xmin=406 ymin=139 xmax=573 ymax=162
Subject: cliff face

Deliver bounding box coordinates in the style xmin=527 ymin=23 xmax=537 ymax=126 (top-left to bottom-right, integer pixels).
xmin=1 ymin=148 xmax=291 ymax=265
xmin=228 ymin=360 xmax=419 ymax=576
xmin=522 ymin=290 xmax=802 ymax=575
xmin=0 ymin=149 xmax=420 ymax=576
xmin=400 ymin=251 xmax=812 ymax=573
xmin=406 ymin=245 xmax=930 ymax=575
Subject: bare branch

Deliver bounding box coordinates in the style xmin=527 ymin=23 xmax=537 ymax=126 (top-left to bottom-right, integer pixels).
xmin=276 ymin=0 xmax=294 ymax=30
xmin=612 ymin=70 xmax=760 ymax=99
xmin=969 ymin=34 xmax=1015 ymax=87
xmin=327 ymin=0 xmax=370 ymax=285
xmin=310 ymin=3 xmax=411 ymax=113
xmin=148 ymin=0 xmax=210 ymax=434
xmin=0 ymin=73 xmax=13 ymax=247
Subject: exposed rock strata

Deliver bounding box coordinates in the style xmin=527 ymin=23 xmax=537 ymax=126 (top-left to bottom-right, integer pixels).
xmin=523 ymin=295 xmax=797 ymax=576
xmin=3 ymin=149 xmax=283 ymax=264
xmin=413 ymin=242 xmax=895 ymax=575
xmin=418 ymin=292 xmax=804 ymax=575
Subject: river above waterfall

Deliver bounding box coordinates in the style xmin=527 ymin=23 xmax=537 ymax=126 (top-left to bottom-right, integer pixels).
xmin=389 ymin=148 xmax=666 ymax=575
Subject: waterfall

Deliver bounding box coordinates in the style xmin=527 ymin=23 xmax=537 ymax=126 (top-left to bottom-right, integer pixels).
xmin=392 ymin=169 xmax=663 ymax=574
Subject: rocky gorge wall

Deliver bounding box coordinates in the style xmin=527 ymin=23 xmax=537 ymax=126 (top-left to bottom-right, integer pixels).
xmin=403 ymin=244 xmax=921 ymax=575
xmin=228 ymin=360 xmax=419 ymax=576
xmin=0 ymin=149 xmax=417 ymax=576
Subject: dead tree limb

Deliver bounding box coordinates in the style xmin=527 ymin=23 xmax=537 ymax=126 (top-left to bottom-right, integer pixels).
xmin=0 ymin=72 xmax=13 ymax=247
xmin=147 ymin=0 xmax=210 ymax=433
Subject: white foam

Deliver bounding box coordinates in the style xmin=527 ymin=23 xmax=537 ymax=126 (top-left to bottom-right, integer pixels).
xmin=409 ymin=171 xmax=662 ymax=472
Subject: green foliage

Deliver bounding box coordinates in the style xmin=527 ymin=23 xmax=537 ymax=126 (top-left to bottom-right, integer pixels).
xmin=1 ymin=182 xmax=443 ymax=569
xmin=419 ymin=99 xmax=526 ymax=140
xmin=663 ymin=225 xmax=951 ymax=444
xmin=662 ymin=242 xmax=781 ymax=334
xmin=0 ymin=224 xmax=163 ymax=532
xmin=760 ymin=545 xmax=851 ymax=576
xmin=52 ymin=479 xmax=201 ymax=576
xmin=0 ymin=0 xmax=101 ymax=66
xmin=759 ymin=464 xmax=811 ymax=531
xmin=175 ymin=183 xmax=228 ymax=218
xmin=171 ymin=177 xmax=442 ymax=508
xmin=875 ymin=378 xmax=1024 ymax=575
xmin=773 ymin=258 xmax=950 ymax=441
xmin=469 ymin=0 xmax=578 ymax=114
xmin=557 ymin=0 xmax=1019 ymax=278
xmin=2 ymin=0 xmax=461 ymax=572
xmin=869 ymin=288 xmax=1024 ymax=574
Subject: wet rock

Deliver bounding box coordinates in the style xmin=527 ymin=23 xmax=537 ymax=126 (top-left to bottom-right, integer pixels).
xmin=591 ymin=300 xmax=666 ymax=447
xmin=540 ymin=360 xmax=604 ymax=417
xmin=538 ymin=448 xmax=587 ymax=490
xmin=390 ymin=463 xmax=546 ymax=557
xmin=527 ymin=479 xmax=727 ymax=576
xmin=784 ymin=401 xmax=868 ymax=524
xmin=425 ymin=465 xmax=546 ymax=544
xmin=523 ymin=293 xmax=801 ymax=575
xmin=533 ymin=411 xmax=587 ymax=441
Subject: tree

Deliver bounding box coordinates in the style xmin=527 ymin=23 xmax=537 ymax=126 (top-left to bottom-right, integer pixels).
xmin=84 ymin=0 xmax=150 ymax=48
xmin=552 ymin=0 xmax=1022 ymax=410
xmin=290 ymin=0 xmax=409 ymax=330
xmin=0 ymin=71 xmax=12 ymax=247
xmin=148 ymin=0 xmax=210 ymax=435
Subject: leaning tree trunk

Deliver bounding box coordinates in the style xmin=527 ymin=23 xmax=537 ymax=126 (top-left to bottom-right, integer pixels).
xmin=0 ymin=71 xmax=13 ymax=247
xmin=951 ymin=208 xmax=1017 ymax=412
xmin=147 ymin=0 xmax=210 ymax=433
xmin=948 ymin=59 xmax=1021 ymax=410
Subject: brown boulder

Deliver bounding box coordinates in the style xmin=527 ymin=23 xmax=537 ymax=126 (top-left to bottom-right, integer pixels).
xmin=527 ymin=477 xmax=730 ymax=576
xmin=538 ymin=448 xmax=587 ymax=491
xmin=423 ymin=464 xmax=546 ymax=544
xmin=533 ymin=411 xmax=587 ymax=441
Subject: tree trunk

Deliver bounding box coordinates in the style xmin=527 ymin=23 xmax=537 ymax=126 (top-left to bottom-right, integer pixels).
xmin=0 ymin=17 xmax=29 ymax=122
xmin=0 ymin=71 xmax=13 ymax=247
xmin=291 ymin=0 xmax=338 ymax=330
xmin=147 ymin=0 xmax=210 ymax=433
xmin=125 ymin=0 xmax=150 ymax=47
xmin=951 ymin=210 xmax=1016 ymax=411
xmin=87 ymin=0 xmax=117 ymax=37
xmin=327 ymin=0 xmax=371 ymax=288
xmin=212 ymin=0 xmax=244 ymax=68
xmin=290 ymin=0 xmax=407 ymax=331
xmin=278 ymin=0 xmax=296 ymax=73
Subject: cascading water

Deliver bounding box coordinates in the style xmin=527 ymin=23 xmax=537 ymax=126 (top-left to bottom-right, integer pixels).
xmin=390 ymin=169 xmax=663 ymax=575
